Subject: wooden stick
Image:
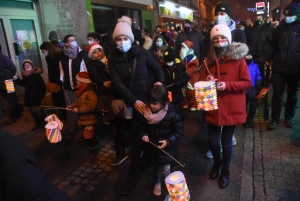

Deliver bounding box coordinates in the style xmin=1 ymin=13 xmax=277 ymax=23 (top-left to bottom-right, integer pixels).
xmin=148 ymin=141 xmax=185 ymax=168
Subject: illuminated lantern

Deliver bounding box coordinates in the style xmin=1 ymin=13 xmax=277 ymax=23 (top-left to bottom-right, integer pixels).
xmin=165 ymin=171 xmax=190 ymax=201
xmin=194 ymin=81 xmax=218 ymax=111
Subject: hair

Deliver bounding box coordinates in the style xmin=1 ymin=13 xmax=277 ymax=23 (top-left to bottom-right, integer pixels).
xmin=63 ymin=34 xmax=75 ymax=43
xmin=142 ymin=28 xmax=149 ymax=35
xmin=148 ymin=85 xmax=168 ymax=107
xmin=87 ymin=32 xmax=102 ymax=43
xmin=40 ymin=42 xmax=60 ymax=59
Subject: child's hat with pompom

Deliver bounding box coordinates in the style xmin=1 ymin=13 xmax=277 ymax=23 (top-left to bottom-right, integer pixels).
xmin=112 ymin=16 xmax=134 ymax=42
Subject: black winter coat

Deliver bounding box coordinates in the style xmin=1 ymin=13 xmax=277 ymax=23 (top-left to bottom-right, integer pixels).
xmin=109 ymin=44 xmax=165 ymax=107
xmin=257 ymin=20 xmax=300 ymax=74
xmin=0 ymin=131 xmax=70 ymax=201
xmin=0 ymin=52 xmax=16 ymax=90
xmin=175 ymin=29 xmax=203 ymax=61
xmin=45 ymin=55 xmax=61 ymax=84
xmin=245 ymin=24 xmax=272 ymax=59
xmin=162 ymin=62 xmax=190 ymax=103
xmin=141 ymin=103 xmax=184 ymax=165
xmin=14 ymin=69 xmax=46 ymax=107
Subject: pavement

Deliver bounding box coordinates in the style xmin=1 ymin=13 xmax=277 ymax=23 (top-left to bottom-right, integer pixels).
xmin=1 ymin=90 xmax=300 ymax=201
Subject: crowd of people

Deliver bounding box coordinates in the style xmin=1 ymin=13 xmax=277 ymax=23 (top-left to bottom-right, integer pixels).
xmin=1 ymin=0 xmax=300 ymax=199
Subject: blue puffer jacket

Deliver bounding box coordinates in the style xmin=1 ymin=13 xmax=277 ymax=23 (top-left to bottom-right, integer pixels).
xmin=246 ymin=61 xmax=262 ymax=99
xmin=258 ymin=20 xmax=300 ymax=74
xmin=0 ymin=51 xmax=16 ymax=90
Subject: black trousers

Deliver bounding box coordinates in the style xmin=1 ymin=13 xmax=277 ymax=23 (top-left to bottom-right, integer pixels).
xmin=246 ymin=98 xmax=258 ymax=116
xmin=0 ymin=89 xmax=18 ymax=119
xmin=271 ymin=72 xmax=300 ymax=122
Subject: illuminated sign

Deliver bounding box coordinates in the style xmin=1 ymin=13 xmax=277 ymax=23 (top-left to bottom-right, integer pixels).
xmin=159 ymin=1 xmax=193 ymax=21
xmin=256 ymin=2 xmax=265 ymax=11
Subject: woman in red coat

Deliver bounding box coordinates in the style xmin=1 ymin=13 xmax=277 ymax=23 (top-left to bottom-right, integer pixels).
xmin=200 ymin=24 xmax=251 ymax=189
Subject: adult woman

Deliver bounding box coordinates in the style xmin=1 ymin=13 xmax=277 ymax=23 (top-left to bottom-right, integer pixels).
xmin=200 ymin=24 xmax=251 ymax=188
xmin=60 ymin=34 xmax=89 ymax=138
xmin=109 ymin=16 xmax=165 ymax=195
xmin=40 ymin=42 xmax=66 ymax=119
xmin=149 ymin=35 xmax=168 ymax=65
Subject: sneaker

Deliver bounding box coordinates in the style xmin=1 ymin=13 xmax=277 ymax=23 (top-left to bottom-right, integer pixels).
xmin=111 ymin=154 xmax=128 ymax=166
xmin=232 ymin=134 xmax=237 ymax=146
xmin=182 ymin=105 xmax=188 ymax=109
xmin=153 ymin=184 xmax=161 ymax=196
xmin=267 ymin=121 xmax=279 ymax=130
xmin=285 ymin=120 xmax=294 ymax=128
xmin=190 ymin=107 xmax=197 ymax=112
xmin=205 ymin=150 xmax=213 ymax=159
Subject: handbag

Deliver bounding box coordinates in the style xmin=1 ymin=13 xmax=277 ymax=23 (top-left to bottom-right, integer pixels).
xmin=46 ymin=82 xmax=61 ymax=93
xmin=111 ymin=57 xmax=137 ymax=119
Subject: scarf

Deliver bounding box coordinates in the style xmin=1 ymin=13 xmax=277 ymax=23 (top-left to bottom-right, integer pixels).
xmin=63 ymin=46 xmax=78 ymax=59
xmin=22 ymin=68 xmax=34 ymax=77
xmin=75 ymin=83 xmax=89 ymax=97
xmin=183 ymin=54 xmax=196 ymax=64
xmin=143 ymin=104 xmax=168 ymax=125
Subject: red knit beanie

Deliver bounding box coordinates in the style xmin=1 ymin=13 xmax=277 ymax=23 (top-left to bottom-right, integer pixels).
xmin=85 ymin=42 xmax=103 ymax=59
xmin=182 ymin=40 xmax=193 ymax=49
xmin=76 ymin=72 xmax=92 ymax=83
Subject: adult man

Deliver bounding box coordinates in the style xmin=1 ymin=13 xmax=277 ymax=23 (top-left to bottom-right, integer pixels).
xmin=175 ymin=19 xmax=203 ymax=61
xmin=0 ymin=44 xmax=19 ymax=124
xmin=203 ymin=1 xmax=246 ymax=58
xmin=256 ymin=0 xmax=300 ymax=130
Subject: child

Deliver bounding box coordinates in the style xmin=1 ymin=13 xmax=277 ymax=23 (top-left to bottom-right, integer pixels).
xmin=13 ymin=60 xmax=46 ymax=131
xmin=67 ymin=72 xmax=98 ymax=161
xmin=180 ymin=40 xmax=200 ymax=111
xmin=141 ymin=85 xmax=184 ymax=196
xmin=244 ymin=55 xmax=262 ymax=128
xmin=86 ymin=42 xmax=113 ymax=124
xmin=162 ymin=47 xmax=190 ymax=112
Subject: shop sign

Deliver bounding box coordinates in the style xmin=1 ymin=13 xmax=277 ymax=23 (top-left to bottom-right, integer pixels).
xmin=159 ymin=2 xmax=193 ymax=21
xmin=256 ymin=2 xmax=265 ymax=11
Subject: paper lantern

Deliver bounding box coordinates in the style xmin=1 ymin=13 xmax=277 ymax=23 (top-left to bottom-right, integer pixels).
xmin=5 ymin=79 xmax=15 ymax=93
xmin=194 ymin=81 xmax=218 ymax=111
xmin=44 ymin=114 xmax=63 ymax=143
xmin=165 ymin=171 xmax=190 ymax=201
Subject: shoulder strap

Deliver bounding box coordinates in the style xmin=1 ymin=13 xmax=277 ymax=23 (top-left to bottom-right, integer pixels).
xmin=129 ymin=56 xmax=137 ymax=91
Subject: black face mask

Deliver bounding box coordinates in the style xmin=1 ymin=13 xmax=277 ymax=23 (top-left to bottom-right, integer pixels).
xmin=255 ymin=20 xmax=262 ymax=26
xmin=245 ymin=59 xmax=252 ymax=65
xmin=214 ymin=46 xmax=228 ymax=57
xmin=183 ymin=27 xmax=191 ymax=33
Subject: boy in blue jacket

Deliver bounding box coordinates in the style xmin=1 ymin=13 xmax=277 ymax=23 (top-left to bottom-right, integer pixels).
xmin=244 ymin=55 xmax=262 ymax=128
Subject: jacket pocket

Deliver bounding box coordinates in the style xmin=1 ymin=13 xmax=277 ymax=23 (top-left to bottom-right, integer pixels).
xmin=228 ymin=96 xmax=245 ymax=115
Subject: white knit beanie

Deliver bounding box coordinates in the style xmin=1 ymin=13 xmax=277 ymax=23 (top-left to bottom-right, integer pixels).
xmin=210 ymin=24 xmax=232 ymax=43
xmin=112 ymin=16 xmax=134 ymax=42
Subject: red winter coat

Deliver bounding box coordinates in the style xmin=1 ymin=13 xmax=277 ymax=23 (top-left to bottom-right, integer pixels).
xmin=200 ymin=43 xmax=251 ymax=126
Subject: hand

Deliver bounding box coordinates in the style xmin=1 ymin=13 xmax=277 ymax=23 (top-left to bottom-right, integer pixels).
xmin=66 ymin=106 xmax=72 ymax=111
xmin=103 ymin=81 xmax=111 ymax=87
xmin=207 ymin=74 xmax=218 ymax=82
xmin=134 ymin=100 xmax=145 ymax=115
xmin=245 ymin=54 xmax=252 ymax=60
xmin=154 ymin=82 xmax=163 ymax=86
xmin=12 ymin=76 xmax=18 ymax=80
xmin=217 ymin=82 xmax=226 ymax=91
xmin=142 ymin=136 xmax=149 ymax=142
xmin=158 ymin=140 xmax=168 ymax=149
xmin=72 ymin=108 xmax=79 ymax=113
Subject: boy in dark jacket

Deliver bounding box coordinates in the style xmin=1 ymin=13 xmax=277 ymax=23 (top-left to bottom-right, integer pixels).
xmin=244 ymin=55 xmax=262 ymax=128
xmin=162 ymin=47 xmax=190 ymax=112
xmin=14 ymin=60 xmax=46 ymax=131
xmin=86 ymin=42 xmax=113 ymax=124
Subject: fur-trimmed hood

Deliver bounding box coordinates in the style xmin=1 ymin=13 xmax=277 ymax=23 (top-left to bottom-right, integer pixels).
xmin=225 ymin=42 xmax=248 ymax=61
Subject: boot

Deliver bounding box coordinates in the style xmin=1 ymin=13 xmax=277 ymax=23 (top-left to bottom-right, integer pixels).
xmin=247 ymin=115 xmax=254 ymax=128
xmin=210 ymin=159 xmax=222 ymax=180
xmin=220 ymin=168 xmax=230 ymax=189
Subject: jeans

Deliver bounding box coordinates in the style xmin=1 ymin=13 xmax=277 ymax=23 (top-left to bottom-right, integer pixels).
xmin=208 ymin=125 xmax=236 ymax=169
xmin=271 ymin=73 xmax=300 ymax=122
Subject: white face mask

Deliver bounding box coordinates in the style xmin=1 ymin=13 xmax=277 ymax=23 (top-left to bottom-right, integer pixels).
xmin=156 ymin=41 xmax=163 ymax=47
xmin=180 ymin=47 xmax=189 ymax=60
xmin=88 ymin=40 xmax=94 ymax=45
xmin=285 ymin=16 xmax=296 ymax=24
xmin=70 ymin=41 xmax=78 ymax=49
xmin=215 ymin=15 xmax=229 ymax=24
xmin=116 ymin=40 xmax=132 ymax=52
xmin=43 ymin=52 xmax=48 ymax=57
xmin=166 ymin=61 xmax=174 ymax=66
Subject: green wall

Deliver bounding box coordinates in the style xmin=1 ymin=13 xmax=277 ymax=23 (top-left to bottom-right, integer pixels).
xmin=141 ymin=10 xmax=154 ymax=33
xmin=86 ymin=0 xmax=95 ymax=32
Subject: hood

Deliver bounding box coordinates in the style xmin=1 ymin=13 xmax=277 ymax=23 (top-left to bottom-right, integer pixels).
xmin=143 ymin=36 xmax=153 ymax=50
xmin=228 ymin=19 xmax=236 ymax=31
xmin=225 ymin=42 xmax=249 ymax=61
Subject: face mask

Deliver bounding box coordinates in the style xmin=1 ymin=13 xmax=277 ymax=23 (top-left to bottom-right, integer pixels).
xmin=214 ymin=42 xmax=229 ymax=48
xmin=180 ymin=47 xmax=189 ymax=60
xmin=215 ymin=15 xmax=229 ymax=24
xmin=25 ymin=66 xmax=32 ymax=71
xmin=70 ymin=41 xmax=78 ymax=49
xmin=166 ymin=61 xmax=174 ymax=66
xmin=183 ymin=26 xmax=191 ymax=33
xmin=255 ymin=20 xmax=263 ymax=26
xmin=266 ymin=20 xmax=270 ymax=24
xmin=285 ymin=16 xmax=296 ymax=24
xmin=43 ymin=52 xmax=48 ymax=57
xmin=88 ymin=40 xmax=93 ymax=45
xmin=156 ymin=41 xmax=163 ymax=47
xmin=116 ymin=40 xmax=132 ymax=52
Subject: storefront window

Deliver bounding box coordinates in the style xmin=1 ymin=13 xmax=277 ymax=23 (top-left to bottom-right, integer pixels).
xmin=0 ymin=0 xmax=33 ymax=9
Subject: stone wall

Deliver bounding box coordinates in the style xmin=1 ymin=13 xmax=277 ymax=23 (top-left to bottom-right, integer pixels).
xmin=37 ymin=0 xmax=89 ymax=46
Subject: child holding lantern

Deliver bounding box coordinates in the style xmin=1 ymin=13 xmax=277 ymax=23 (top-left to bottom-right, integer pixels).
xmin=141 ymin=85 xmax=184 ymax=196
xmin=66 ymin=72 xmax=98 ymax=161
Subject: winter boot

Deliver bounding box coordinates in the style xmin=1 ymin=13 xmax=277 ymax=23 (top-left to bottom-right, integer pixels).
xmin=220 ymin=168 xmax=230 ymax=189
xmin=209 ymin=148 xmax=222 ymax=180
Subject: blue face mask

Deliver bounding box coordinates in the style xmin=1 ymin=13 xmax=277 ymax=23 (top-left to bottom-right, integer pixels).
xmin=285 ymin=16 xmax=296 ymax=24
